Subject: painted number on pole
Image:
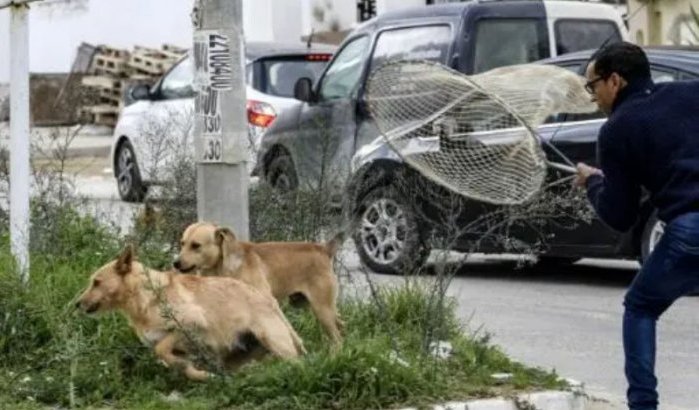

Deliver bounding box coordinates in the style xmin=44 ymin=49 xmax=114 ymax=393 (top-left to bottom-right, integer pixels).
xmin=203 ymin=135 xmax=223 ymax=162
xmin=195 ymin=86 xmax=223 ymax=162
xmin=194 ymin=30 xmax=231 ymax=162
xmin=194 ymin=31 xmax=233 ymax=90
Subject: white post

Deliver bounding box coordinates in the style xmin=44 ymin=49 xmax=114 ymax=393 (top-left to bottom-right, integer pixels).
xmin=3 ymin=0 xmax=33 ymax=284
xmin=192 ymin=0 xmax=249 ymax=239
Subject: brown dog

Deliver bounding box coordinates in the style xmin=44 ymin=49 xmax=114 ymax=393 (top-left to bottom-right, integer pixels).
xmin=174 ymin=222 xmax=344 ymax=347
xmin=76 ymin=245 xmax=306 ymax=381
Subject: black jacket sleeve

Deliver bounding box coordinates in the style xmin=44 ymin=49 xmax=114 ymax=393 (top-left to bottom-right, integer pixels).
xmin=585 ymin=121 xmax=641 ymax=232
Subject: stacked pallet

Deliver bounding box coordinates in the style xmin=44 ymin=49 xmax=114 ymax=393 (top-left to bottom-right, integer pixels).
xmin=80 ymin=44 xmax=187 ymax=126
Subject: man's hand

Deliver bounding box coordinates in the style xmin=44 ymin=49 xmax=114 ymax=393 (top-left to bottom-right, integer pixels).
xmin=574 ymin=162 xmax=603 ymax=187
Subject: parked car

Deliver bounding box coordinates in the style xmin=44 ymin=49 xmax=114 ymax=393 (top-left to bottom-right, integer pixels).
xmin=347 ymin=46 xmax=699 ymax=274
xmin=255 ymin=1 xmax=630 ymax=272
xmin=258 ymin=0 xmax=628 ymax=201
xmin=111 ymin=42 xmax=335 ymax=202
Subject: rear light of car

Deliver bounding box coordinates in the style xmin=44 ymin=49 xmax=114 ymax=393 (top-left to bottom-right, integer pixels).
xmin=305 ymin=53 xmax=332 ymax=62
xmin=247 ymin=100 xmax=276 ymax=128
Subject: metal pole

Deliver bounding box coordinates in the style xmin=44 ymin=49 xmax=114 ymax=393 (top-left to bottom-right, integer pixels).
xmin=192 ymin=0 xmax=249 ymax=239
xmin=7 ymin=1 xmax=31 ymax=283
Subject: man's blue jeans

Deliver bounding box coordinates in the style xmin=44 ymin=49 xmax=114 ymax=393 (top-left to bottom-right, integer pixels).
xmin=624 ymin=212 xmax=699 ymax=410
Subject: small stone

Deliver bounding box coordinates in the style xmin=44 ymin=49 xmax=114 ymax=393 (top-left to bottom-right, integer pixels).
xmin=429 ymin=341 xmax=453 ymax=359
xmin=163 ymin=390 xmax=182 ymax=403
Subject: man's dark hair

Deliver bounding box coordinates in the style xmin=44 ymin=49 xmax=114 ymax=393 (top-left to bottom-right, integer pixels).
xmin=590 ymin=42 xmax=651 ymax=83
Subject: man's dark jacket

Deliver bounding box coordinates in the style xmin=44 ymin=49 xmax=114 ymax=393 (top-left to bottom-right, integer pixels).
xmin=585 ymin=78 xmax=699 ymax=232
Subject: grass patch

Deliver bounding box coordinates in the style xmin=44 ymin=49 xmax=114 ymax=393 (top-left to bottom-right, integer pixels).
xmin=0 ymin=206 xmax=565 ymax=410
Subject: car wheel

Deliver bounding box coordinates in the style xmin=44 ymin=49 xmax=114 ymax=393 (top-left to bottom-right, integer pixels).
xmin=352 ymin=185 xmax=430 ymax=275
xmin=641 ymin=211 xmax=665 ymax=263
xmin=266 ymin=154 xmax=298 ymax=192
xmin=115 ymin=140 xmax=146 ymax=202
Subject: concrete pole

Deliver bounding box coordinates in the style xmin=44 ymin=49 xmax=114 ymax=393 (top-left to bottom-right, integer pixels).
xmin=3 ymin=0 xmax=33 ymax=283
xmin=192 ymin=0 xmax=249 ymax=240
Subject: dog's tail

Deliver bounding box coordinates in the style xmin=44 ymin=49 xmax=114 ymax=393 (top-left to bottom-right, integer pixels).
xmin=324 ymin=231 xmax=345 ymax=257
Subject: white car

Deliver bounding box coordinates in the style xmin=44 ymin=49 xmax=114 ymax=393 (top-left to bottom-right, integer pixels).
xmin=110 ymin=42 xmax=335 ymax=201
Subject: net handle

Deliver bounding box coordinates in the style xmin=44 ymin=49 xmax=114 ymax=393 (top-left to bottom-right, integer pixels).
xmin=546 ymin=161 xmax=576 ymax=174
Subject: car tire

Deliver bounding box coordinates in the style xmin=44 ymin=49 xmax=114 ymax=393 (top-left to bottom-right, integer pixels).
xmin=352 ymin=185 xmax=430 ymax=275
xmin=641 ymin=211 xmax=665 ymax=263
xmin=115 ymin=140 xmax=147 ymax=202
xmin=266 ymin=154 xmax=298 ymax=192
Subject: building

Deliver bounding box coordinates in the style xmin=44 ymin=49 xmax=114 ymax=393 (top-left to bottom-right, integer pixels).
xmin=627 ymin=0 xmax=698 ymax=45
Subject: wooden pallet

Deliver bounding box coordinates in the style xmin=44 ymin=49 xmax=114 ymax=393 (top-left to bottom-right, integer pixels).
xmin=161 ymin=44 xmax=187 ymax=60
xmin=128 ymin=46 xmax=178 ymax=76
xmin=94 ymin=45 xmax=130 ymax=59
xmin=80 ymin=104 xmax=120 ymax=126
xmin=81 ymin=75 xmax=121 ymax=90
xmin=92 ymin=54 xmax=130 ymax=77
xmin=81 ymin=76 xmax=123 ymax=104
xmin=78 ymin=43 xmax=186 ymax=127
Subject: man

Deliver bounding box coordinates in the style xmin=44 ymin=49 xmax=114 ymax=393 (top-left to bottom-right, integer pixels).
xmin=574 ymin=42 xmax=699 ymax=410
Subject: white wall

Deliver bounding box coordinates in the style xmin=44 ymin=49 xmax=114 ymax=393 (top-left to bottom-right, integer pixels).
xmin=628 ymin=0 xmax=696 ymax=45
xmin=272 ymin=0 xmax=303 ymax=42
xmin=243 ymin=0 xmax=275 ymax=42
xmin=308 ymin=0 xmax=357 ymax=33
xmin=377 ymin=0 xmax=424 ymax=16
xmin=0 ymin=0 xmax=194 ymax=83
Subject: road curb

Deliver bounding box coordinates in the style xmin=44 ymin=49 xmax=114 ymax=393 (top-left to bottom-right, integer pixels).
xmin=49 ymin=145 xmax=111 ymax=159
xmin=1 ymin=142 xmax=111 ymax=160
xmin=401 ymin=391 xmax=586 ymax=410
xmin=399 ymin=380 xmax=626 ymax=410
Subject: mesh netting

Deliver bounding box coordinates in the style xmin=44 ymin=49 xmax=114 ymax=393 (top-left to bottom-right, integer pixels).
xmin=365 ymin=60 xmax=596 ymax=205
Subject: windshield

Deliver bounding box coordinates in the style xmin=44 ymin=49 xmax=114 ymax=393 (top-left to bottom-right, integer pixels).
xmin=259 ymin=57 xmax=330 ymax=98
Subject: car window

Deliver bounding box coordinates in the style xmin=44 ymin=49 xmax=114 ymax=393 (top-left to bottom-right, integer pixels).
xmin=259 ymin=58 xmax=330 ymax=98
xmin=319 ymin=36 xmax=370 ymax=101
xmin=369 ymin=25 xmax=452 ymax=71
xmin=160 ymin=58 xmax=194 ymax=100
xmin=563 ymin=64 xmax=682 ymax=123
xmin=651 ymin=68 xmax=677 ymax=83
xmin=246 ymin=64 xmax=253 ymax=85
xmin=555 ymin=19 xmax=621 ymax=55
xmin=680 ymin=72 xmax=698 ymax=80
xmin=473 ymin=19 xmax=550 ymax=73
xmin=558 ymin=63 xmax=584 ymax=74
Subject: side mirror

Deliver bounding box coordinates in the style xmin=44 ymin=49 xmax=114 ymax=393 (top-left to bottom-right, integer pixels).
xmin=129 ymin=84 xmax=151 ymax=102
xmin=293 ymin=77 xmax=314 ymax=103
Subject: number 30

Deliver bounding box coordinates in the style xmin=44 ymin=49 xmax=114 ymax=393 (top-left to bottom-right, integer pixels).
xmin=204 ymin=139 xmax=222 ymax=161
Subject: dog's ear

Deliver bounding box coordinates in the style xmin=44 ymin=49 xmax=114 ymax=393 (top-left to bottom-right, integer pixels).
xmin=215 ymin=227 xmax=236 ymax=247
xmin=214 ymin=227 xmax=243 ymax=272
xmin=116 ymin=243 xmax=136 ymax=276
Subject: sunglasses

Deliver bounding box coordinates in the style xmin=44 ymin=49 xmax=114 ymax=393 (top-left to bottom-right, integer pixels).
xmin=584 ymin=76 xmax=606 ymax=94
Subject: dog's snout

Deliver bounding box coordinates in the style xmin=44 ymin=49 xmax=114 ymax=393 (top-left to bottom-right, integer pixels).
xmin=74 ymin=301 xmax=82 ymax=310
xmin=173 ymin=259 xmax=182 ymax=270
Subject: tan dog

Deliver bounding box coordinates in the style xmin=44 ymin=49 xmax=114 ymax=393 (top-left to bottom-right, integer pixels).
xmin=174 ymin=222 xmax=344 ymax=347
xmin=76 ymin=245 xmax=306 ymax=381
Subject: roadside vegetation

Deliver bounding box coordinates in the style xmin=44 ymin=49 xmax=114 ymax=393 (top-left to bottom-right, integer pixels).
xmin=0 ymin=128 xmax=572 ymax=409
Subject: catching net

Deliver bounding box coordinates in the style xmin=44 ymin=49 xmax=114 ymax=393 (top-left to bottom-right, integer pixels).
xmin=365 ymin=60 xmax=597 ymax=205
